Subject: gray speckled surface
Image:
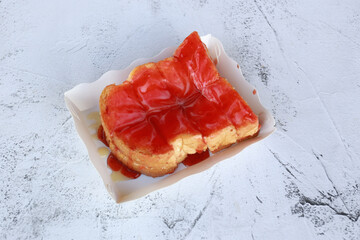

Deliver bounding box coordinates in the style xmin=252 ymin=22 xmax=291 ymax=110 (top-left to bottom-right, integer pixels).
xmin=1 ymin=0 xmax=359 ymax=239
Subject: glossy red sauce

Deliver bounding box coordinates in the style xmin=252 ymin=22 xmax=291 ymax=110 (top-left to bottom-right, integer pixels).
xmin=97 ymin=125 xmax=109 ymax=147
xmin=184 ymin=94 xmax=232 ymax=136
xmin=182 ymin=150 xmax=210 ymax=166
xmin=202 ymin=78 xmax=257 ymax=128
xmin=253 ymin=89 xmax=257 ymax=95
xmin=100 ymin=31 xmax=259 ymax=159
xmin=174 ymin=33 xmax=219 ymax=89
xmin=150 ymin=106 xmax=200 ymax=143
xmin=107 ymin=153 xmax=141 ymax=179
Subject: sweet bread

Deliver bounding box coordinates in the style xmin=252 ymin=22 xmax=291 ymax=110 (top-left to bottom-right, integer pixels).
xmin=99 ymin=31 xmax=260 ymax=177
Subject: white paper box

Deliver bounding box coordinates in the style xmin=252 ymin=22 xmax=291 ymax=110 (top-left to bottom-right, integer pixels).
xmin=64 ymin=34 xmax=275 ymax=203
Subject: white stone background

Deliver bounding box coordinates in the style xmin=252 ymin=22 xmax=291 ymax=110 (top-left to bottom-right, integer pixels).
xmin=1 ymin=0 xmax=360 ymax=239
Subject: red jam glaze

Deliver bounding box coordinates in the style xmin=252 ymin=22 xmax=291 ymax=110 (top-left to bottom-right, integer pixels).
xmin=184 ymin=94 xmax=232 ymax=136
xmin=173 ymin=31 xmax=219 ymax=90
xmin=182 ymin=149 xmax=210 ymax=166
xmin=202 ymin=78 xmax=258 ymax=128
xmin=97 ymin=125 xmax=109 ymax=147
xmin=129 ymin=63 xmax=177 ymax=111
xmin=101 ymin=82 xmax=146 ymax=132
xmin=107 ymin=153 xmax=141 ymax=179
xmin=149 ymin=106 xmax=201 ymax=143
xmin=102 ymin=77 xmax=173 ymax=154
xmin=117 ymin=119 xmax=173 ymax=154
xmin=157 ymin=58 xmax=199 ymax=99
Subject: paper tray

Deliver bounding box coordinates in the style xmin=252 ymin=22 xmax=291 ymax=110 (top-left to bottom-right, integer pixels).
xmin=64 ymin=34 xmax=275 ymax=203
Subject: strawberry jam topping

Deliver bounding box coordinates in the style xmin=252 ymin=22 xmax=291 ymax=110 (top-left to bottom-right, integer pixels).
xmin=100 ymin=31 xmax=259 ymax=168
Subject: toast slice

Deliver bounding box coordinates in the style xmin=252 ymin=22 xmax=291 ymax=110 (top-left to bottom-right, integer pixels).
xmin=99 ymin=31 xmax=260 ymax=177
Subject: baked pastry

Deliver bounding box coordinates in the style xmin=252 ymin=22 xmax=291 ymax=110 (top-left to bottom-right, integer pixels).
xmin=99 ymin=31 xmax=260 ymax=177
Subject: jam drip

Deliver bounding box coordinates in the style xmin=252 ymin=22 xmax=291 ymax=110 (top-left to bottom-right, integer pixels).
xmin=97 ymin=125 xmax=141 ymax=179
xmin=182 ymin=149 xmax=210 ymax=166
xmin=107 ymin=153 xmax=141 ymax=179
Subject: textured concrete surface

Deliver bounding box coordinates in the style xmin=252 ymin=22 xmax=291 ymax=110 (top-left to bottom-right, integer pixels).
xmin=1 ymin=0 xmax=360 ymax=239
